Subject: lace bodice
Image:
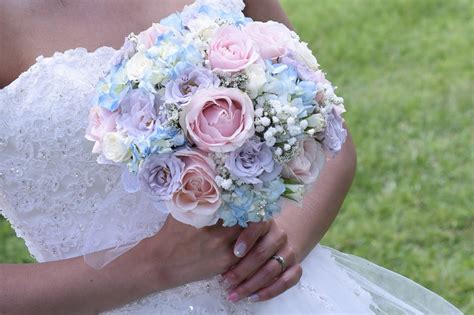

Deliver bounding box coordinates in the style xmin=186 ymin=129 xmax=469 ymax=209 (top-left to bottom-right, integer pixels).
xmin=0 ymin=47 xmax=124 ymax=261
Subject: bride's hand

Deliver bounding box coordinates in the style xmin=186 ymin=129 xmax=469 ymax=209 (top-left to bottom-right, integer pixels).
xmin=139 ymin=216 xmax=271 ymax=291
xmin=221 ymin=220 xmax=302 ymax=303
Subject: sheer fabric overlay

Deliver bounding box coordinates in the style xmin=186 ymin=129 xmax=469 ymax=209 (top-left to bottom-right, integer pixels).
xmin=0 ymin=0 xmax=462 ymax=313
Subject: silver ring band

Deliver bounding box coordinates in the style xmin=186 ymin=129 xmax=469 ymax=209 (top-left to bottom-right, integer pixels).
xmin=271 ymin=255 xmax=287 ymax=273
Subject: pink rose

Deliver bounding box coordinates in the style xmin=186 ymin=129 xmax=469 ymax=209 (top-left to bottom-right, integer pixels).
xmin=166 ymin=150 xmax=221 ymax=228
xmin=180 ymin=87 xmax=254 ymax=153
xmin=136 ymin=23 xmax=169 ymax=51
xmin=85 ymin=106 xmax=119 ymax=154
xmin=282 ymin=138 xmax=326 ymax=184
xmin=244 ymin=21 xmax=293 ymax=60
xmin=208 ymin=25 xmax=260 ymax=73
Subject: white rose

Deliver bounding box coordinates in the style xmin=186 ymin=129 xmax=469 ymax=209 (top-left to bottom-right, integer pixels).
xmin=126 ymin=51 xmax=153 ymax=81
xmin=102 ymin=132 xmax=132 ymax=163
xmin=187 ymin=15 xmax=220 ymax=42
xmin=290 ymin=41 xmax=319 ymax=71
xmin=245 ymin=63 xmax=266 ymax=99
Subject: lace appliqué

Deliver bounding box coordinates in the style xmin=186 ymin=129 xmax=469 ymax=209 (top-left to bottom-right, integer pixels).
xmin=0 ymin=47 xmax=128 ymax=261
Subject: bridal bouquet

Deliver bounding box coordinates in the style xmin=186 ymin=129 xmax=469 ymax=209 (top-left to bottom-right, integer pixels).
xmin=85 ymin=2 xmax=347 ymax=228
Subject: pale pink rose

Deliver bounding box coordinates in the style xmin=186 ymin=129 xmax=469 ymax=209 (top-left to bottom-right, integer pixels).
xmin=208 ymin=25 xmax=260 ymax=73
xmin=166 ymin=150 xmax=221 ymax=228
xmin=85 ymin=106 xmax=119 ymax=154
xmin=244 ymin=21 xmax=293 ymax=60
xmin=180 ymin=87 xmax=254 ymax=153
xmin=136 ymin=23 xmax=170 ymax=51
xmin=282 ymin=137 xmax=326 ymax=184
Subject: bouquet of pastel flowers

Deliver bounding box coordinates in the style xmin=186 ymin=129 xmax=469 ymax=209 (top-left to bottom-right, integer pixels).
xmin=85 ymin=2 xmax=347 ymax=228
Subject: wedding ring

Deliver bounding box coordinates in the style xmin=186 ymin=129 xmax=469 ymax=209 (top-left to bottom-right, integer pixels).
xmin=271 ymin=255 xmax=287 ymax=273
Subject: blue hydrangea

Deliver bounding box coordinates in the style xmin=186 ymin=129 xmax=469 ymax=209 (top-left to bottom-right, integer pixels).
xmin=160 ymin=13 xmax=184 ymax=32
xmin=263 ymin=60 xmax=298 ymax=97
xmin=96 ymin=61 xmax=130 ymax=112
xmin=219 ymin=179 xmax=286 ymax=227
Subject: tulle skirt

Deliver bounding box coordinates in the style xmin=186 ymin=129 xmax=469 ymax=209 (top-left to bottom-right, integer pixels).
xmin=104 ymin=245 xmax=462 ymax=314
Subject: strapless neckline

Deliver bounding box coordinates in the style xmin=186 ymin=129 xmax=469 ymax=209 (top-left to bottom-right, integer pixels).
xmin=0 ymin=46 xmax=116 ymax=91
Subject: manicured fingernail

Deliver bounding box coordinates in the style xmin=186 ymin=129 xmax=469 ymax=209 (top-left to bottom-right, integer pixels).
xmin=234 ymin=242 xmax=247 ymax=257
xmin=248 ymin=294 xmax=259 ymax=303
xmin=227 ymin=292 xmax=239 ymax=302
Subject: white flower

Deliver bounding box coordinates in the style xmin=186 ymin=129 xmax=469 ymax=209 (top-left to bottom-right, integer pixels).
xmin=288 ymin=125 xmax=302 ymax=136
xmin=126 ymin=51 xmax=153 ymax=81
xmin=260 ymin=117 xmax=271 ymax=127
xmin=187 ymin=15 xmax=220 ymax=42
xmin=255 ymin=108 xmax=264 ymax=117
xmin=307 ymin=113 xmax=326 ymax=132
xmin=245 ymin=64 xmax=267 ymax=99
xmin=221 ymin=178 xmax=233 ymax=190
xmin=283 ymin=183 xmax=305 ymax=201
xmin=256 ymin=126 xmax=265 ymax=132
xmin=147 ymin=40 xmax=180 ymax=63
xmin=102 ymin=132 xmax=132 ymax=163
xmin=299 ymin=120 xmax=308 ymax=129
xmin=265 ymin=137 xmax=276 ymax=147
xmin=290 ymin=40 xmax=319 ymax=71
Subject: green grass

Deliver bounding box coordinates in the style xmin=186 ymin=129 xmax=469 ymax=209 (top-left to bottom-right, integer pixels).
xmin=1 ymin=0 xmax=472 ymax=312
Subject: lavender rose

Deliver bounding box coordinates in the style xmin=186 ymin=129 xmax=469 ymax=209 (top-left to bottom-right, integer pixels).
xmin=322 ymin=106 xmax=347 ymax=154
xmin=226 ymin=141 xmax=282 ymax=184
xmin=164 ymin=63 xmax=219 ymax=105
xmin=139 ymin=153 xmax=184 ymax=201
xmin=117 ymin=89 xmax=157 ymax=137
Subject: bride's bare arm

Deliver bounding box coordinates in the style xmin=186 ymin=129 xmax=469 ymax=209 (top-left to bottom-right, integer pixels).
xmin=0 ymin=217 xmax=252 ymax=314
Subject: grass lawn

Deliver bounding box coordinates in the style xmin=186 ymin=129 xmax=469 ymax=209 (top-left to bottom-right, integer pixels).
xmin=0 ymin=0 xmax=472 ymax=312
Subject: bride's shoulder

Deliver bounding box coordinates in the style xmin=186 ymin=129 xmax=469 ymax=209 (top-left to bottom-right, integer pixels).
xmin=0 ymin=2 xmax=28 ymax=88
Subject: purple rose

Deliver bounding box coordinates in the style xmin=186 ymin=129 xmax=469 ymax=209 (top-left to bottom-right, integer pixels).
xmin=164 ymin=63 xmax=219 ymax=105
xmin=322 ymin=106 xmax=347 ymax=154
xmin=139 ymin=153 xmax=184 ymax=201
xmin=117 ymin=89 xmax=157 ymax=137
xmin=280 ymin=50 xmax=329 ymax=85
xmin=226 ymin=141 xmax=282 ymax=184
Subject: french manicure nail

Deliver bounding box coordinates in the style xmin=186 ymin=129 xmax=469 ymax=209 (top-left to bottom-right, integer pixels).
xmin=248 ymin=294 xmax=259 ymax=303
xmin=234 ymin=242 xmax=247 ymax=257
xmin=227 ymin=292 xmax=239 ymax=302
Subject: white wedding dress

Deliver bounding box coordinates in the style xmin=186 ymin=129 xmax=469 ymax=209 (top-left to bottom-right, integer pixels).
xmin=0 ymin=0 xmax=463 ymax=314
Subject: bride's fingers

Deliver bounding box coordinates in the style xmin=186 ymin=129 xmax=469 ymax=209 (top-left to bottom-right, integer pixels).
xmin=226 ymin=247 xmax=297 ymax=302
xmin=249 ymin=264 xmax=303 ymax=303
xmin=222 ymin=225 xmax=287 ymax=288
xmin=232 ymin=221 xmax=271 ymax=258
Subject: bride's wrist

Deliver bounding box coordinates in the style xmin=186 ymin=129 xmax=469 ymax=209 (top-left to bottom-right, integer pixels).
xmin=127 ymin=233 xmax=172 ymax=294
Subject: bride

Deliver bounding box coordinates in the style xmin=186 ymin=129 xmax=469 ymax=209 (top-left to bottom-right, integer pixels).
xmin=0 ymin=0 xmax=462 ymax=314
